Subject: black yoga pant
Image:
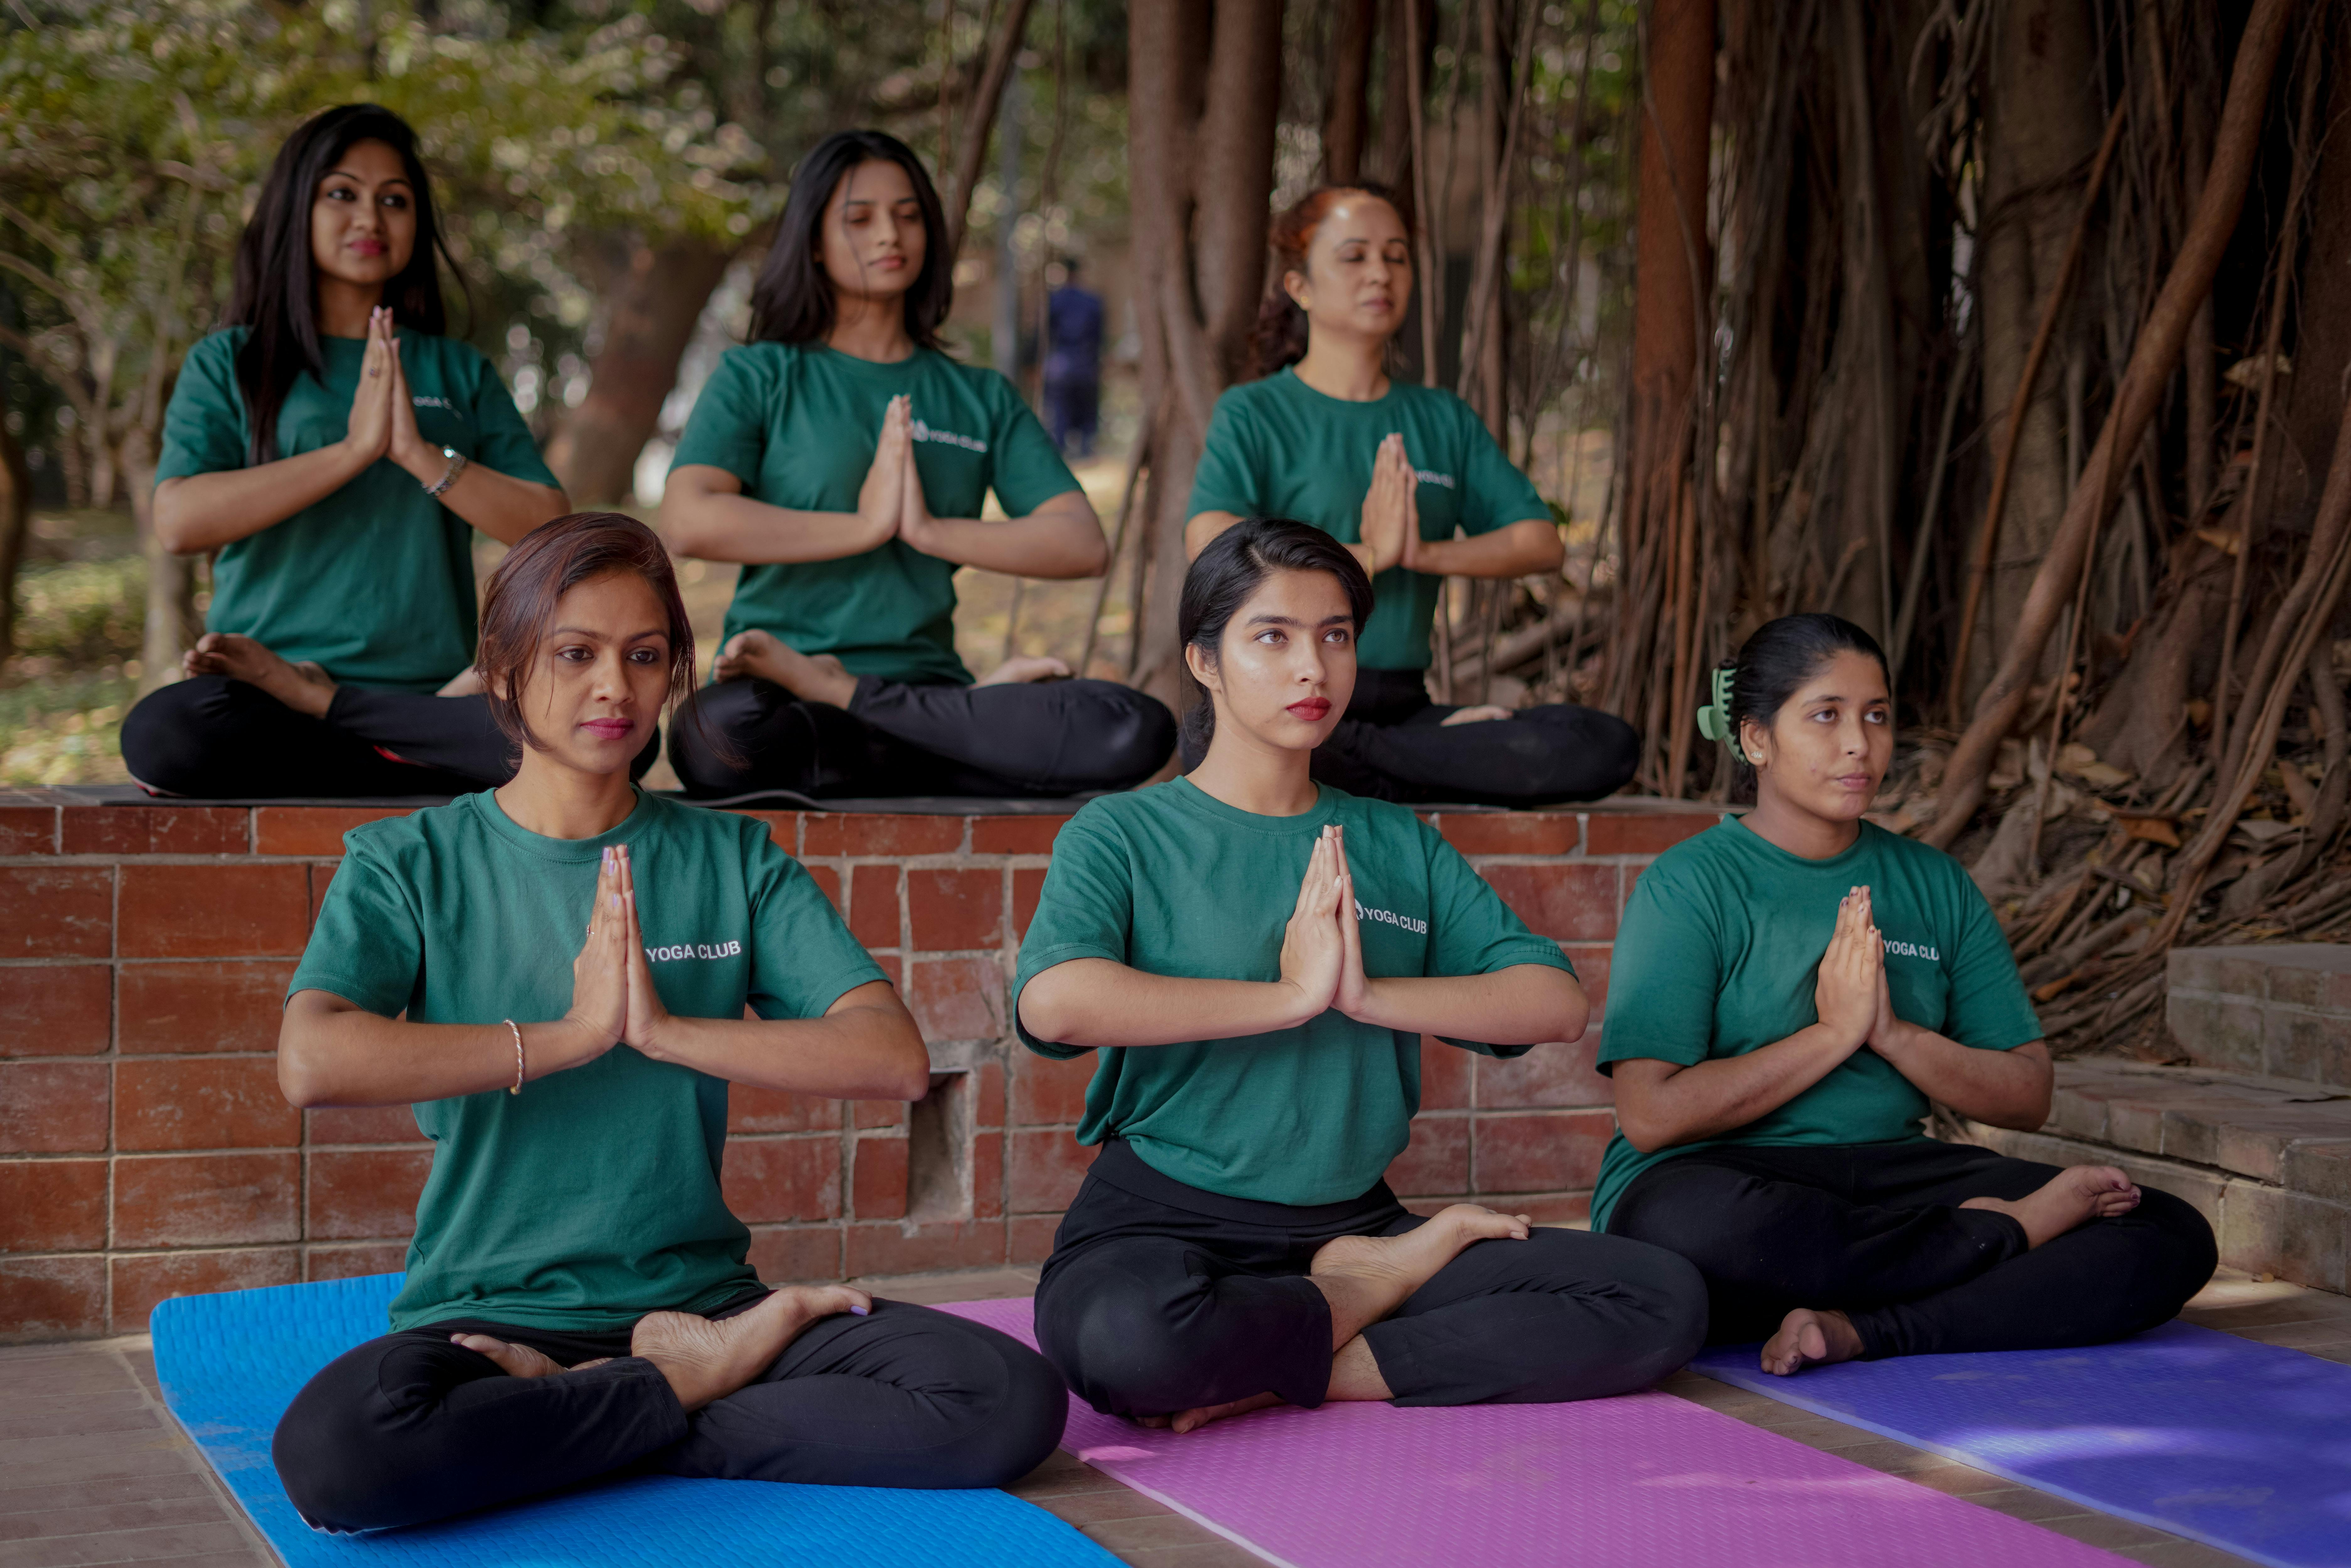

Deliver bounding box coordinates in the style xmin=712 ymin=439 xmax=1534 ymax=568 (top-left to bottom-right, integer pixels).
xmin=120 ymin=674 xmax=658 ymax=798
xmin=1178 ymin=667 xmax=1638 ymax=807
xmin=1605 ymin=1137 xmax=2218 ymax=1358
xmin=1032 ymin=1139 xmax=1707 ymax=1418
xmin=271 ymin=1292 xmax=1069 ymax=1533
xmin=669 ymin=674 xmax=1176 ymax=800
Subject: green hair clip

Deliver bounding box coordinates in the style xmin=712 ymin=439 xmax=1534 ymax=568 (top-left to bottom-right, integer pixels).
xmin=1696 ymin=664 xmax=1736 ymax=744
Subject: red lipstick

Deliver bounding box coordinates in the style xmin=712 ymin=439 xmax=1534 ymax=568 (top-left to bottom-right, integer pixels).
xmin=580 ymin=717 xmax=635 ymax=741
xmin=1287 ymin=698 xmax=1332 ymax=722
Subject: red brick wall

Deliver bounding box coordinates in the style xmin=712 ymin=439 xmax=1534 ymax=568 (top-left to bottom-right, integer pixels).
xmin=0 ymin=792 xmax=1725 ymax=1340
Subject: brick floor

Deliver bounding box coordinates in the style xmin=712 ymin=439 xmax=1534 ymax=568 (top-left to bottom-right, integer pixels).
xmin=8 ymin=1266 xmax=2336 ymax=1567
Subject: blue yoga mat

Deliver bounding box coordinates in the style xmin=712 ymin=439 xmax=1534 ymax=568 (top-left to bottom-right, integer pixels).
xmin=150 ymin=1273 xmax=1119 ymax=1568
xmin=1693 ymin=1321 xmax=2351 ymax=1568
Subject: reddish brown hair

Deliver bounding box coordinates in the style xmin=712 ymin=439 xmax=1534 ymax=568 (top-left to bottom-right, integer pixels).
xmin=1248 ymin=183 xmax=1409 ymax=379
xmin=477 ymin=512 xmax=696 ymax=755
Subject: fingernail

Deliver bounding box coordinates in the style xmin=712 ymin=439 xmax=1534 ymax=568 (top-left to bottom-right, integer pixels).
xmin=850 ymin=1305 xmax=870 ymax=1317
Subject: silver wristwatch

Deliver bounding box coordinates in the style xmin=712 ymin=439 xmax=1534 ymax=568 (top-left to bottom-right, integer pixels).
xmin=422 ymin=446 xmax=468 ymax=499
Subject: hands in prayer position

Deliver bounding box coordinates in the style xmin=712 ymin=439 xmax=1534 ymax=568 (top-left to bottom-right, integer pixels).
xmin=1278 ymin=824 xmax=1382 ymax=1025
xmin=564 ymin=843 xmax=673 ymax=1059
xmin=1355 ymin=433 xmax=1419 ymax=575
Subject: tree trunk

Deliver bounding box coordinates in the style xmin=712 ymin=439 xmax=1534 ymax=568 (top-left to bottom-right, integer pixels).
xmin=1375 ymin=0 xmax=1437 ymax=225
xmin=1922 ymin=0 xmax=2294 ymax=849
xmin=1964 ymin=0 xmax=2103 ymax=703
xmin=943 ymin=0 xmax=1041 ymax=259
xmin=1605 ymin=0 xmax=1713 ymax=773
xmin=0 ymin=410 xmax=27 ymax=660
xmin=1323 ymin=0 xmax=1377 ymax=185
xmin=126 ymin=429 xmax=196 ymax=698
xmin=542 ymin=236 xmax=733 ymax=506
xmin=1126 ymin=0 xmax=1281 ymax=711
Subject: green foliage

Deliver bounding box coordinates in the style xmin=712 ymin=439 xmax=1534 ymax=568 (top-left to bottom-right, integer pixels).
xmin=10 ymin=556 xmax=143 ymax=666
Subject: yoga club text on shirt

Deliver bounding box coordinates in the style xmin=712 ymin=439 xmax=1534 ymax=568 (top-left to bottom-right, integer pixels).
xmin=289 ymin=789 xmax=884 ymax=1334
xmin=1014 ymin=779 xmax=1575 ymax=1208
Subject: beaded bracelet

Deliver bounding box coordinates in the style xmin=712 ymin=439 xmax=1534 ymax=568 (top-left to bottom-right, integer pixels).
xmin=504 ymin=1019 xmax=524 ymax=1094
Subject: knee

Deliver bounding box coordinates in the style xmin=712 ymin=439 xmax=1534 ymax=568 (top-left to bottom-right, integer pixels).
xmin=271 ymin=1376 xmax=399 ymax=1532
xmin=2131 ymin=1187 xmax=2219 ymax=1305
xmin=1624 ymin=1247 xmax=1711 ymax=1379
xmin=667 ymin=684 xmax=759 ymax=797
xmin=1546 ymin=707 xmax=1639 ymax=798
xmin=1607 ymin=1169 xmax=1751 ymax=1270
xmin=940 ymin=1340 xmax=1069 ymax=1488
xmin=118 ymin=681 xmax=215 ymax=794
xmin=1085 ymin=686 xmax=1177 ymax=785
xmin=1038 ymin=1278 xmax=1198 ymax=1415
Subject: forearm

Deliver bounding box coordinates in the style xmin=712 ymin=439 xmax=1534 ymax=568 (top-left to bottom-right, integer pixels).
xmin=1409 ymin=518 xmax=1563 ymax=579
xmin=1184 ymin=510 xmax=1243 ymax=563
xmin=636 ymin=993 xmax=930 ymax=1100
xmin=153 ymin=448 xmax=370 ymax=552
xmin=1352 ymin=964 xmax=1587 ymax=1045
xmin=278 ymin=995 xmax=597 ymax=1108
xmin=905 ymin=506 xmax=1108 ymax=578
xmin=1614 ymin=1027 xmax=1857 ymax=1152
xmin=1020 ymin=958 xmax=1320 ymax=1047
xmin=421 ymin=463 xmax=568 ymax=546
xmin=663 ymin=487 xmax=885 ymax=565
xmin=1874 ymin=1031 xmax=2053 ymax=1130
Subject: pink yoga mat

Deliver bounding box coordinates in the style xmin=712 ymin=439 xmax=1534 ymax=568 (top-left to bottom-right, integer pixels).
xmin=942 ymin=1298 xmax=2128 ymax=1568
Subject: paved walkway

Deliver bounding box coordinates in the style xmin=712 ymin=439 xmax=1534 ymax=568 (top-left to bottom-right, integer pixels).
xmin=5 ymin=1266 xmax=2339 ymax=1568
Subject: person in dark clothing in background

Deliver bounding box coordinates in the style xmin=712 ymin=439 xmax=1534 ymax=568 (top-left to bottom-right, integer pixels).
xmin=1042 ymin=258 xmax=1104 ymax=458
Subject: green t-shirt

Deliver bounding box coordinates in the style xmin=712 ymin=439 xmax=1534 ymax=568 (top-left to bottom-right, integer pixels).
xmin=289 ymin=788 xmax=884 ymax=1333
xmin=669 ymin=342 xmax=1080 ymax=686
xmin=1589 ymin=817 xmax=2043 ymax=1230
xmin=1014 ymin=779 xmax=1574 ymax=1205
xmin=1185 ymin=368 xmax=1550 ymax=672
xmin=157 ymin=327 xmax=556 ymax=691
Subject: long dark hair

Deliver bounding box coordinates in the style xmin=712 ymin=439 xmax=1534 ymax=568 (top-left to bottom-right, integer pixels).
xmin=225 ymin=104 xmax=459 ymax=465
xmin=1713 ymin=613 xmax=1888 ymax=800
xmin=1249 ymin=183 xmax=1409 ymax=379
xmin=747 ymin=130 xmax=953 ymax=349
xmin=477 ymin=513 xmax=698 ymax=757
xmin=1179 ymin=517 xmax=1375 ymax=757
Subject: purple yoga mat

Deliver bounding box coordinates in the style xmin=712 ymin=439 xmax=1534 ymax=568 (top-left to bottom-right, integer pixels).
xmin=939 ymin=1299 xmax=2128 ymax=1568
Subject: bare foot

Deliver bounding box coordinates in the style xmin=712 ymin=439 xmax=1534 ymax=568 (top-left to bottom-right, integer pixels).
xmin=977 ymin=654 xmax=1071 ymax=686
xmin=1761 ymin=1308 xmax=1863 ymax=1376
xmin=183 ymin=633 xmax=336 ymax=719
xmin=1137 ymin=1391 xmax=1285 ymax=1434
xmin=1960 ymin=1164 xmax=2140 ymax=1249
xmin=1439 ymin=704 xmax=1513 ymax=726
xmin=448 ymin=1333 xmax=613 ymax=1379
xmin=436 ymin=666 xmax=486 ymax=698
xmin=1308 ymin=1204 xmax=1531 ymax=1345
xmin=631 ymin=1284 xmax=871 ymax=1411
xmin=711 ymin=630 xmax=858 ymax=707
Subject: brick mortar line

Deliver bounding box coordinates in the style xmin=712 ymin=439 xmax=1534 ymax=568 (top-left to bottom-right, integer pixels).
xmin=1998 ymin=1124 xmax=2351 ymax=1196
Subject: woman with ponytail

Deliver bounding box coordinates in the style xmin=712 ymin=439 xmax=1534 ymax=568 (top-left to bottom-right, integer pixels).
xmin=1184 ymin=186 xmax=1635 ymax=807
xmin=1594 ymin=614 xmax=2214 ymax=1375
xmin=1012 ymin=516 xmax=1703 ymax=1432
xmin=123 ymin=104 xmax=584 ymax=798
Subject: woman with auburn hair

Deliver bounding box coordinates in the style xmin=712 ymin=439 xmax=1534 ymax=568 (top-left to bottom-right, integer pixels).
xmin=1597 ymin=613 xmax=2214 ymax=1376
xmin=122 ymin=103 xmax=602 ymax=798
xmin=268 ymin=512 xmax=1066 ymax=1531
xmin=1185 ymin=184 xmax=1636 ymax=807
xmin=660 ymin=128 xmax=1174 ymax=800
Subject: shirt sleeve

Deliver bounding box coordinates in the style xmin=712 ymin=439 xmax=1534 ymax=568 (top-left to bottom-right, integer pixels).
xmin=743 ymin=826 xmax=889 ymax=1021
xmin=1594 ymin=858 xmax=1723 ymax=1073
xmin=1455 ymin=396 xmax=1550 ymax=536
xmin=155 ymin=333 xmax=252 ymax=482
xmin=462 ymin=345 xmax=558 ymax=488
xmin=1938 ymin=865 xmax=2046 ymax=1052
xmin=1012 ymin=810 xmax=1134 ymax=1059
xmin=1185 ymin=389 xmax=1264 ymax=519
xmin=287 ymin=835 xmax=424 ymax=1016
xmin=983 ymin=374 xmax=1082 ymax=516
xmin=668 ymin=347 xmax=771 ymax=482
xmin=1421 ymin=821 xmax=1574 ymax=1059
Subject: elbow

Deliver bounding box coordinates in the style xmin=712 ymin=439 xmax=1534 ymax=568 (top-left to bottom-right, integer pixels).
xmin=1528 ymin=529 xmax=1567 ymax=574
xmin=1613 ymin=1109 xmax=1670 ymax=1156
xmin=150 ymin=504 xmax=201 ymax=557
xmin=888 ymin=1056 xmax=931 ymax=1103
xmin=276 ymin=1043 xmax=330 ymax=1110
xmin=1078 ymin=531 xmax=1112 ymax=578
xmin=655 ymin=498 xmax=708 ymax=559
xmin=1553 ymin=979 xmax=1591 ymax=1045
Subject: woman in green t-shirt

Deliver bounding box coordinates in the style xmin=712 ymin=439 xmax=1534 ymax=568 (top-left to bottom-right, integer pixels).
xmin=1184 ymin=185 xmax=1636 ymax=808
xmin=1596 ymin=614 xmax=2215 ymax=1375
xmin=121 ymin=104 xmax=588 ymax=799
xmin=1014 ymin=516 xmax=1705 ymax=1432
xmin=660 ymin=129 xmax=1174 ymax=800
xmin=268 ymin=514 xmax=1064 ymax=1531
